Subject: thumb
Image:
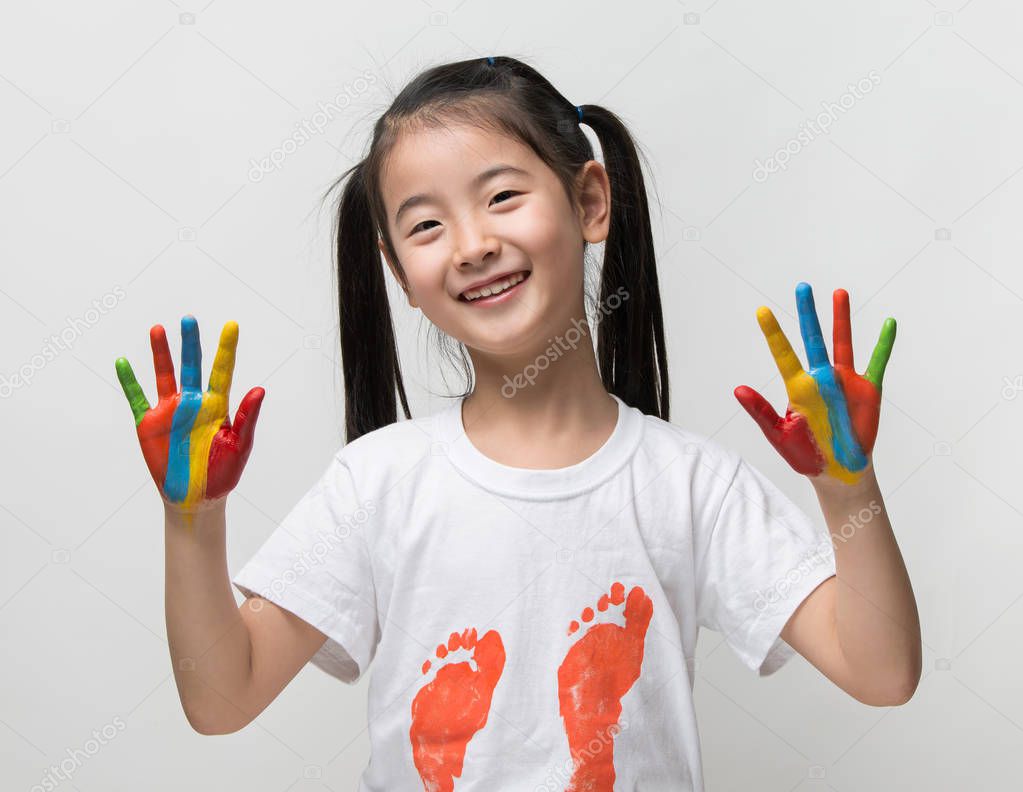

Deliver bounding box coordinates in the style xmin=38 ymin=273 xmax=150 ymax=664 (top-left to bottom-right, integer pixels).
xmin=733 ymin=385 xmax=783 ymax=446
xmin=233 ymin=387 xmax=266 ymax=452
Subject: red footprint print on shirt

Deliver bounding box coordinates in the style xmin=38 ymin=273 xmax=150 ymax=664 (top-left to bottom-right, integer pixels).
xmin=409 ymin=627 xmax=505 ymax=792
xmin=557 ymin=582 xmax=653 ymax=792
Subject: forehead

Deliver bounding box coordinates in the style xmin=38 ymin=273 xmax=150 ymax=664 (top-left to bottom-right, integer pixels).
xmin=381 ymin=123 xmax=541 ymax=205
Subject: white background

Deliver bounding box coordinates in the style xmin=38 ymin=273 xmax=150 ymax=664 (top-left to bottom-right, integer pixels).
xmin=2 ymin=0 xmax=1021 ymax=790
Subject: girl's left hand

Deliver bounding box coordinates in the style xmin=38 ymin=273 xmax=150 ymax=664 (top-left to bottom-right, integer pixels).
xmin=733 ymin=282 xmax=896 ymax=486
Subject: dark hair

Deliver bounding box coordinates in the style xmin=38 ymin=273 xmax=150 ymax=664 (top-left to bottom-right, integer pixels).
xmin=328 ymin=55 xmax=669 ymax=442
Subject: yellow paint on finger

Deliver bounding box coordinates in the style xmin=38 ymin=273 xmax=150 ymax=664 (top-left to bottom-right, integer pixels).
xmin=182 ymin=322 xmax=238 ymax=508
xmin=757 ymin=307 xmax=860 ymax=485
xmin=183 ymin=392 xmax=225 ymax=506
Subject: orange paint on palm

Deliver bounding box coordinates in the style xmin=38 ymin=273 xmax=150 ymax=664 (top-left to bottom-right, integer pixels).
xmin=409 ymin=627 xmax=505 ymax=792
xmin=557 ymin=582 xmax=652 ymax=792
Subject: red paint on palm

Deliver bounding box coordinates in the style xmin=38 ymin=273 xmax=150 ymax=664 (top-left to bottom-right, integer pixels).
xmin=206 ymin=387 xmax=265 ymax=499
xmin=733 ymin=385 xmax=826 ymax=476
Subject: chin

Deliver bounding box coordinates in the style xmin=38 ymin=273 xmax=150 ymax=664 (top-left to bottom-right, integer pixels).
xmin=460 ymin=323 xmax=549 ymax=357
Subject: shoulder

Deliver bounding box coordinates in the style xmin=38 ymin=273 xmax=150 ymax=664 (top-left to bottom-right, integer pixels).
xmin=331 ymin=405 xmax=447 ymax=493
xmin=640 ymin=413 xmax=815 ymax=543
xmin=632 ymin=408 xmax=743 ymax=487
xmin=623 ymin=408 xmax=754 ymax=542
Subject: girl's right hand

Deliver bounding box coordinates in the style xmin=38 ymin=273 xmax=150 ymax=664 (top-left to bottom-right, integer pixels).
xmin=114 ymin=315 xmax=265 ymax=514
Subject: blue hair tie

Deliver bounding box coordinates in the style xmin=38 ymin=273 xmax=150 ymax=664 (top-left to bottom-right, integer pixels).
xmin=576 ymin=105 xmax=584 ymax=122
xmin=487 ymin=56 xmax=495 ymax=65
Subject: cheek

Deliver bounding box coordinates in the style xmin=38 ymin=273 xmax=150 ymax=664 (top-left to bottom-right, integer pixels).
xmin=403 ymin=256 xmax=449 ymax=303
xmin=514 ymin=202 xmax=584 ymax=285
xmin=512 ymin=201 xmax=578 ymax=259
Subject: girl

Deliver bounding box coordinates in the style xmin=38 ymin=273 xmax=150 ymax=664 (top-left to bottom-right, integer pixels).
xmin=115 ymin=55 xmax=921 ymax=791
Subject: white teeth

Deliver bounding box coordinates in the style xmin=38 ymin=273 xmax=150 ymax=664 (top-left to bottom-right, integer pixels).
xmin=463 ymin=272 xmax=526 ymax=301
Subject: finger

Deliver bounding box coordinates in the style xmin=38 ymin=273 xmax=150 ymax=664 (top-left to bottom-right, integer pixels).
xmin=208 ymin=321 xmax=239 ymax=399
xmin=114 ymin=357 xmax=150 ymax=426
xmin=232 ymin=386 xmax=265 ymax=451
xmin=832 ymin=288 xmax=854 ymax=369
xmin=150 ymin=324 xmax=177 ymax=401
xmin=180 ymin=315 xmax=202 ymax=393
xmin=796 ymin=282 xmax=830 ymax=370
xmin=733 ymin=385 xmax=783 ymax=445
xmin=756 ymin=306 xmax=803 ymax=382
xmin=864 ymin=317 xmax=896 ymax=390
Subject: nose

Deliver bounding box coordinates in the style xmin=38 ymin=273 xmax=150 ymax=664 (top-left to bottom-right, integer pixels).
xmin=451 ymin=215 xmax=500 ymax=270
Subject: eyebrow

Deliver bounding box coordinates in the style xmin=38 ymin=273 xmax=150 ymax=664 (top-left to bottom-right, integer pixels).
xmin=394 ymin=164 xmax=529 ymax=225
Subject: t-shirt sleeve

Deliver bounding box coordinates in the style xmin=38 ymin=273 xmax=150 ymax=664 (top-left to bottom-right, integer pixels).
xmin=231 ymin=451 xmax=379 ymax=684
xmin=694 ymin=455 xmax=836 ymax=676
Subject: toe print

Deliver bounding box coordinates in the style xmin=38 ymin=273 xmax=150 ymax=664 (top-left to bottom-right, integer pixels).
xmin=409 ymin=627 xmax=506 ymax=792
xmin=557 ymin=582 xmax=654 ymax=792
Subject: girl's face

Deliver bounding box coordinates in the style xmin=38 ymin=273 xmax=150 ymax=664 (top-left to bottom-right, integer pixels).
xmin=378 ymin=122 xmax=610 ymax=360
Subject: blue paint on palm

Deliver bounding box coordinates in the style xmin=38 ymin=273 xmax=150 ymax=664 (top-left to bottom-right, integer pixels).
xmin=795 ymin=283 xmax=867 ymax=472
xmin=164 ymin=316 xmax=203 ymax=502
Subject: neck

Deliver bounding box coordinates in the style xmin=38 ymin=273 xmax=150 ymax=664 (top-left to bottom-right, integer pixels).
xmin=460 ymin=317 xmax=617 ymax=466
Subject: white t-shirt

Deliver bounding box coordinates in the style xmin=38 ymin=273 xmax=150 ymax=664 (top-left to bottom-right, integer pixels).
xmin=232 ymin=393 xmax=836 ymax=791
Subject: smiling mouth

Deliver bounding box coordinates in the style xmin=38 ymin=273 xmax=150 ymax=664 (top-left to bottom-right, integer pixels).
xmin=459 ymin=270 xmax=531 ymax=303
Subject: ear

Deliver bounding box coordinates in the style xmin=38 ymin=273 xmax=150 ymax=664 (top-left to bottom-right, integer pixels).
xmin=378 ymin=238 xmax=418 ymax=308
xmin=575 ymin=161 xmax=611 ymax=245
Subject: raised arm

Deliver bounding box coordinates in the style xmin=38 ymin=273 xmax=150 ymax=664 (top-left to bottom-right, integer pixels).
xmin=734 ymin=283 xmax=921 ymax=706
xmin=164 ymin=500 xmax=327 ymax=734
xmin=116 ymin=315 xmax=326 ymax=733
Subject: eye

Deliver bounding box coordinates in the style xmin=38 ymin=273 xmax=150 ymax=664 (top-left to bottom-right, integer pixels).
xmin=410 ymin=219 xmax=439 ymax=236
xmin=491 ymin=190 xmax=518 ymax=205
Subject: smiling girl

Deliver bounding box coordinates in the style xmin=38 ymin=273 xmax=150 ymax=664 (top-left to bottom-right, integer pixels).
xmin=116 ymin=55 xmax=920 ymax=791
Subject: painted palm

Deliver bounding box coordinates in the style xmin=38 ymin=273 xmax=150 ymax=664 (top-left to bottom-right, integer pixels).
xmin=734 ymin=283 xmax=896 ymax=485
xmin=115 ymin=316 xmax=265 ymax=512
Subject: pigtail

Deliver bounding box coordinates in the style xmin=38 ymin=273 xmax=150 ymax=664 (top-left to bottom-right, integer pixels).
xmin=577 ymin=104 xmax=670 ymax=421
xmin=334 ymin=162 xmax=411 ymax=443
